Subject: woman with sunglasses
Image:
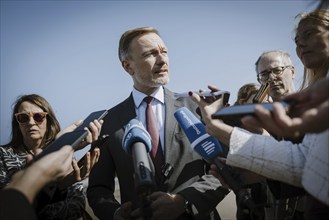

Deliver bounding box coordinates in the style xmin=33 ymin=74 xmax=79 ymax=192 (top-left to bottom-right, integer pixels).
xmin=0 ymin=94 xmax=102 ymax=220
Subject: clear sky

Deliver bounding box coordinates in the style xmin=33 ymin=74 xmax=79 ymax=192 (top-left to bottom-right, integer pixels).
xmin=0 ymin=0 xmax=318 ymax=158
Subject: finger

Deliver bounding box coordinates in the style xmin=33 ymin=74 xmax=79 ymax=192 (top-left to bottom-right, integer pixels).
xmin=241 ymin=115 xmax=262 ymax=128
xmin=86 ymin=122 xmax=97 ymax=141
xmin=254 ymin=105 xmax=273 ymax=123
xmin=67 ymin=120 xmax=83 ymax=132
xmin=56 ymin=120 xmax=83 ymax=138
xmin=25 ymin=154 xmax=34 ymax=163
xmin=273 ymin=103 xmax=304 ymax=137
xmin=78 ymin=154 xmax=88 ymax=178
xmin=83 ymin=127 xmax=93 ymax=144
xmin=94 ymin=119 xmax=103 ymax=134
xmin=83 ymin=152 xmax=91 ymax=177
xmin=71 ymin=159 xmax=82 ymax=181
xmin=189 ymin=91 xmax=203 ymax=104
xmin=254 ymin=104 xmax=283 ymax=135
xmin=272 ymin=103 xmax=292 ymax=127
xmin=90 ymin=148 xmax=100 ymax=166
xmin=207 ymin=85 xmax=220 ymax=92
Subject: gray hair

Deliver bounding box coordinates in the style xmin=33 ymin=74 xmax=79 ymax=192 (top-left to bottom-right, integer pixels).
xmin=255 ymin=50 xmax=293 ymax=74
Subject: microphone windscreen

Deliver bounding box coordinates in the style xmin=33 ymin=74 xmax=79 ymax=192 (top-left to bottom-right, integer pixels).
xmin=122 ymin=118 xmax=152 ymax=153
xmin=174 ymin=107 xmax=223 ymax=162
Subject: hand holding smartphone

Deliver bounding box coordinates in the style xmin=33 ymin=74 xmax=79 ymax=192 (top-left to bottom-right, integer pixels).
xmin=175 ymin=90 xmax=230 ymax=104
xmin=77 ymin=134 xmax=109 ymax=167
xmin=212 ymin=101 xmax=292 ymax=120
xmin=33 ymin=109 xmax=108 ymax=161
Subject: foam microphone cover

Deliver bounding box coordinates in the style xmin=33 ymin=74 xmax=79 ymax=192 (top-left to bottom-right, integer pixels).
xmin=122 ymin=118 xmax=152 ymax=154
xmin=174 ymin=107 xmax=223 ymax=162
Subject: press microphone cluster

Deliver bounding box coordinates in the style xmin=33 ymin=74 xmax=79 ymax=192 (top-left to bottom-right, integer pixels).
xmin=174 ymin=107 xmax=262 ymax=217
xmin=122 ymin=118 xmax=155 ymax=219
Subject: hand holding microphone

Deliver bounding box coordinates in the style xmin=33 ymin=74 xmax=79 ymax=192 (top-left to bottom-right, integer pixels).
xmin=174 ymin=107 xmax=263 ymax=217
xmin=122 ymin=118 xmax=155 ymax=219
xmin=122 ymin=119 xmax=155 ymax=194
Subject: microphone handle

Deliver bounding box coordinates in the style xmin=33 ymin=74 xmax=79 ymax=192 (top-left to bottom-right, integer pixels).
xmin=131 ymin=142 xmax=155 ymax=220
xmin=131 ymin=142 xmax=155 ymax=194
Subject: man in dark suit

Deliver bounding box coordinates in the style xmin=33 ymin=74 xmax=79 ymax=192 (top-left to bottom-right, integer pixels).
xmin=87 ymin=27 xmax=229 ymax=220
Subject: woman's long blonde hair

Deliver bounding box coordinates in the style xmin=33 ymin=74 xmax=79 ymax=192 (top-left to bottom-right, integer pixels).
xmin=296 ymin=9 xmax=329 ymax=90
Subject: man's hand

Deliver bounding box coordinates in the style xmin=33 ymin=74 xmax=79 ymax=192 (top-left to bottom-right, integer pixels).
xmin=241 ymin=100 xmax=329 ymax=139
xmin=136 ymin=192 xmax=185 ymax=220
xmin=7 ymin=145 xmax=74 ymax=203
xmin=113 ymin=202 xmax=135 ymax=220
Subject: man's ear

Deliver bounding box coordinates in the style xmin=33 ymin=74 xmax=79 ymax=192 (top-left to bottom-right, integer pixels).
xmin=122 ymin=60 xmax=134 ymax=76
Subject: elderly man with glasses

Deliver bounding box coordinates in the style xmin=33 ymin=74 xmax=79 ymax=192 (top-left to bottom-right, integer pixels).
xmin=252 ymin=50 xmax=306 ymax=220
xmin=255 ymin=50 xmax=296 ymax=101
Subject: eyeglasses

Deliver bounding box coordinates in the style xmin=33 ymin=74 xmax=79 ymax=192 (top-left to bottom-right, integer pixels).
xmin=257 ymin=66 xmax=291 ymax=83
xmin=15 ymin=112 xmax=48 ymax=124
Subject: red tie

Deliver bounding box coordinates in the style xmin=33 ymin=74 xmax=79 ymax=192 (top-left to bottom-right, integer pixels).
xmin=144 ymin=96 xmax=164 ymax=176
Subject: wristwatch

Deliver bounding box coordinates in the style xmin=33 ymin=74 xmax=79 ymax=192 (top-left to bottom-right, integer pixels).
xmin=184 ymin=199 xmax=193 ymax=215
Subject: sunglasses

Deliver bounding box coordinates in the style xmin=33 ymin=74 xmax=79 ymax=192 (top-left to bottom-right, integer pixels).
xmin=15 ymin=112 xmax=48 ymax=124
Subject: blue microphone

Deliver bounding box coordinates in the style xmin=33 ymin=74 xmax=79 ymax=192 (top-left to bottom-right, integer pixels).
xmin=122 ymin=119 xmax=155 ymax=193
xmin=174 ymin=107 xmax=223 ymax=160
xmin=174 ymin=107 xmax=262 ymax=216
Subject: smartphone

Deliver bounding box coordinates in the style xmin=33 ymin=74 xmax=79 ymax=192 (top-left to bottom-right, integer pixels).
xmin=33 ymin=109 xmax=108 ymax=161
xmin=77 ymin=134 xmax=109 ymax=167
xmin=253 ymin=83 xmax=269 ymax=103
xmin=212 ymin=101 xmax=291 ymax=120
xmin=174 ymin=90 xmax=230 ymax=105
xmin=73 ymin=109 xmax=109 ymax=132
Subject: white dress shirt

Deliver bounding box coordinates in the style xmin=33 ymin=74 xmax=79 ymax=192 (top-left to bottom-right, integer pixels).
xmin=132 ymin=86 xmax=165 ymax=152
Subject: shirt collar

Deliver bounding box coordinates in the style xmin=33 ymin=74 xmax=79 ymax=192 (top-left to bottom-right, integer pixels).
xmin=132 ymin=86 xmax=165 ymax=108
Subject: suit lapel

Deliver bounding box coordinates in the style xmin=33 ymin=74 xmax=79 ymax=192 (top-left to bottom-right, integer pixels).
xmin=163 ymin=88 xmax=184 ymax=164
xmin=118 ymin=93 xmax=137 ymax=128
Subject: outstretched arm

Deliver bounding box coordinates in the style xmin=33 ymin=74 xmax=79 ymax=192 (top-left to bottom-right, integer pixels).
xmin=5 ymin=145 xmax=74 ymax=204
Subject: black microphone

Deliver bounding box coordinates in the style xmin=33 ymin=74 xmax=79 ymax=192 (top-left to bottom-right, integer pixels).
xmin=174 ymin=107 xmax=263 ymax=217
xmin=122 ymin=118 xmax=155 ymax=193
xmin=122 ymin=118 xmax=156 ymax=219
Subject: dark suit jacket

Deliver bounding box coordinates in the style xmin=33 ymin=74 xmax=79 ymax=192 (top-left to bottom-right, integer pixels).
xmin=87 ymin=88 xmax=229 ymax=220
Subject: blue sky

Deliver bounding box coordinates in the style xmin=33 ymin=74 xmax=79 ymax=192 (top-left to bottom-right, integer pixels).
xmin=0 ymin=0 xmax=316 ymax=158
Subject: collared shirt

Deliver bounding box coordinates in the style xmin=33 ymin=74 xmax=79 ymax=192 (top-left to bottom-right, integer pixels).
xmin=132 ymin=86 xmax=165 ymax=152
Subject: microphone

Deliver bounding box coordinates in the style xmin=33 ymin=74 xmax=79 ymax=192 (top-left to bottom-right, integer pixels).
xmin=122 ymin=118 xmax=156 ymax=194
xmin=174 ymin=107 xmax=223 ymax=159
xmin=174 ymin=107 xmax=262 ymax=216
